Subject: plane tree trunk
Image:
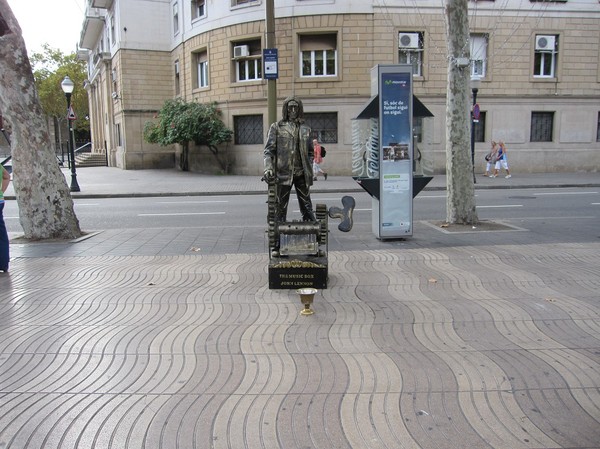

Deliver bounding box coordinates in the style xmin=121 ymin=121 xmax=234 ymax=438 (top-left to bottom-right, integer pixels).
xmin=0 ymin=0 xmax=81 ymax=239
xmin=444 ymin=0 xmax=478 ymax=225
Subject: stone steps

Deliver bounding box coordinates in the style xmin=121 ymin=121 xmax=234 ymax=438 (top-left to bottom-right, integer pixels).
xmin=75 ymin=152 xmax=106 ymax=167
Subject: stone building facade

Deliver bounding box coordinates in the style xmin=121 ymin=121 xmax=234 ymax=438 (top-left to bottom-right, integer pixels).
xmin=78 ymin=0 xmax=600 ymax=173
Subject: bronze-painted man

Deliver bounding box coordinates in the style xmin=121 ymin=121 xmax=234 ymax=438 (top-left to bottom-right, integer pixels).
xmin=264 ymin=96 xmax=316 ymax=226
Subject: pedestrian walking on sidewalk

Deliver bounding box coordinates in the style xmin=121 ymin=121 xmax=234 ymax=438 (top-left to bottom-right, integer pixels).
xmin=492 ymin=140 xmax=511 ymax=178
xmin=0 ymin=163 xmax=10 ymax=273
xmin=484 ymin=141 xmax=498 ymax=177
xmin=312 ymin=139 xmax=328 ymax=181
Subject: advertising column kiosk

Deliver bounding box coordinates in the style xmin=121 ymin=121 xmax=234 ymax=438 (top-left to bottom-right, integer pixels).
xmin=353 ymin=64 xmax=434 ymax=240
xmin=372 ymin=64 xmax=414 ymax=239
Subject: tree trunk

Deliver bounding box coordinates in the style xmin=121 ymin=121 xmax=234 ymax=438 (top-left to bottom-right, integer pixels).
xmin=444 ymin=0 xmax=478 ymax=225
xmin=208 ymin=145 xmax=229 ymax=174
xmin=179 ymin=142 xmax=189 ymax=171
xmin=0 ymin=0 xmax=81 ymax=239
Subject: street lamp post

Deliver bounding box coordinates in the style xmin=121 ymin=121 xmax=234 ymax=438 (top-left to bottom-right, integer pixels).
xmin=470 ymin=75 xmax=481 ymax=184
xmin=61 ymin=75 xmax=80 ymax=192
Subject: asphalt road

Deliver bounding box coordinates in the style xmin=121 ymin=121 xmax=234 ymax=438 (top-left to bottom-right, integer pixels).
xmin=4 ymin=187 xmax=599 ymax=244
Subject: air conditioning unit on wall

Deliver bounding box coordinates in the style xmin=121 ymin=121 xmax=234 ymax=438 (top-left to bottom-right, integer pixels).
xmin=535 ymin=35 xmax=556 ymax=51
xmin=399 ymin=33 xmax=420 ymax=49
xmin=233 ymin=45 xmax=250 ymax=58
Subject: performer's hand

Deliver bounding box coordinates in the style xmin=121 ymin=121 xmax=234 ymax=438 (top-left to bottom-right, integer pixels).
xmin=263 ymin=169 xmax=274 ymax=181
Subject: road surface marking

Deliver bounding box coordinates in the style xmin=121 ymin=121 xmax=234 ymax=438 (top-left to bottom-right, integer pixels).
xmin=157 ymin=200 xmax=229 ymax=204
xmin=138 ymin=212 xmax=226 ymax=216
xmin=534 ymin=191 xmax=598 ymax=195
xmin=477 ymin=204 xmax=523 ymax=208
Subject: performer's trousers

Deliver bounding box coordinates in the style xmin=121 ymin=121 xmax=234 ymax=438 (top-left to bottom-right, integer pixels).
xmin=276 ymin=174 xmax=315 ymax=223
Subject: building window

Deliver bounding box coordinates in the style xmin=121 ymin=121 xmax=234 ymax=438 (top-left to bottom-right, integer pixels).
xmin=111 ymin=68 xmax=118 ymax=95
xmin=231 ymin=0 xmax=258 ymax=6
xmin=534 ymin=34 xmax=558 ymax=78
xmin=233 ymin=40 xmax=262 ymax=82
xmin=234 ymin=115 xmax=263 ymax=145
xmin=115 ymin=123 xmax=122 ymax=146
xmin=300 ymin=34 xmax=337 ymax=77
xmin=192 ymin=0 xmax=206 ymax=20
xmin=531 ymin=111 xmax=554 ymax=142
xmin=304 ymin=112 xmax=338 ymax=143
xmin=110 ymin=16 xmax=115 ymax=46
xmin=398 ymin=32 xmax=423 ymax=76
xmin=474 ymin=111 xmax=486 ymax=142
xmin=193 ymin=50 xmax=209 ymax=89
xmin=470 ymin=34 xmax=488 ymax=78
xmin=172 ymin=2 xmax=179 ymax=36
xmin=237 ymin=59 xmax=261 ymax=82
xmin=174 ymin=60 xmax=180 ymax=95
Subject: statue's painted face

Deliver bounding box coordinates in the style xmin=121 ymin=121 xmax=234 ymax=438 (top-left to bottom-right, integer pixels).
xmin=287 ymin=101 xmax=299 ymax=120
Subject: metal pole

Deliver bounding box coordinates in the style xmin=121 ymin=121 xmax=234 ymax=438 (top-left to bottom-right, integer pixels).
xmin=266 ymin=0 xmax=277 ymax=125
xmin=471 ymin=87 xmax=478 ymax=184
xmin=65 ymin=92 xmax=80 ymax=192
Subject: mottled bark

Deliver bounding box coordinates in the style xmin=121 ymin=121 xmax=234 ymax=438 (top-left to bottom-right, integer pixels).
xmin=444 ymin=0 xmax=478 ymax=225
xmin=0 ymin=0 xmax=81 ymax=239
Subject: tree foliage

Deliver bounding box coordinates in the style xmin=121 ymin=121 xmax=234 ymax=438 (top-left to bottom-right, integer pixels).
xmin=143 ymin=99 xmax=233 ymax=172
xmin=30 ymin=44 xmax=89 ymax=132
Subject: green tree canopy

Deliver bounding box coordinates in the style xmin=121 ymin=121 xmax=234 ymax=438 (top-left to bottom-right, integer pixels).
xmin=143 ymin=99 xmax=233 ymax=172
xmin=30 ymin=44 xmax=89 ymax=132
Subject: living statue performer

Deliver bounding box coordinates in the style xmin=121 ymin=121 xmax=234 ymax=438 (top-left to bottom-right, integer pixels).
xmin=263 ymin=96 xmax=316 ymax=230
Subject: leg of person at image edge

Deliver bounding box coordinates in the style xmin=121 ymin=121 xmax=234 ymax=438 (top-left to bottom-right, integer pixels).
xmin=0 ymin=202 xmax=9 ymax=273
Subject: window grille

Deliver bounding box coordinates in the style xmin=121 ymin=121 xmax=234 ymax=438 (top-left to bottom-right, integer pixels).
xmin=304 ymin=113 xmax=338 ymax=144
xmin=531 ymin=112 xmax=554 ymax=142
xmin=234 ymin=115 xmax=263 ymax=145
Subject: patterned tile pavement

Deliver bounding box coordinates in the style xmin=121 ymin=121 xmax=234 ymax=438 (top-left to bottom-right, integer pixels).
xmin=1 ymin=169 xmax=599 ymax=448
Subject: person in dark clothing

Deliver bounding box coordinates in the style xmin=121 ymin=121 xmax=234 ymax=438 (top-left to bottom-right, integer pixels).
xmin=0 ymin=164 xmax=10 ymax=273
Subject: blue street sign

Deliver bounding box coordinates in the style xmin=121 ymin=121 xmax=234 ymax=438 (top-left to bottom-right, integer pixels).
xmin=263 ymin=48 xmax=278 ymax=80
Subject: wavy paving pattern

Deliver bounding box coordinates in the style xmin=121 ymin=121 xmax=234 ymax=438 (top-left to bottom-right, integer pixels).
xmin=1 ymin=243 xmax=599 ymax=448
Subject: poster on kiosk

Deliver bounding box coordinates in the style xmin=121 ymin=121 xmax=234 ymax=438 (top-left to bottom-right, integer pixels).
xmin=375 ymin=64 xmax=413 ymax=239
